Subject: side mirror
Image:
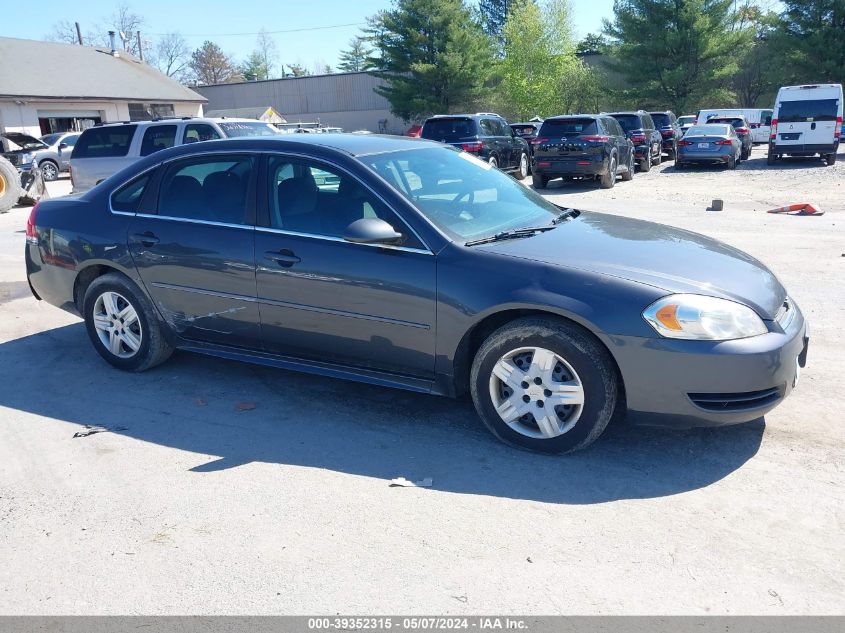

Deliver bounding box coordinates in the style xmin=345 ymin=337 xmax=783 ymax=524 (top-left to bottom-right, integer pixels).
xmin=58 ymin=142 xmax=68 ymax=150
xmin=343 ymin=218 xmax=404 ymax=246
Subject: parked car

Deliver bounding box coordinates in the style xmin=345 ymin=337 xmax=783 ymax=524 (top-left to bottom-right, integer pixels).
xmin=36 ymin=132 xmax=81 ymax=180
xmin=649 ymin=111 xmax=682 ymax=160
xmin=697 ymin=108 xmax=773 ymax=144
xmin=676 ymin=123 xmax=742 ymax=169
xmin=531 ymin=115 xmax=634 ymax=189
xmin=678 ymin=115 xmax=696 ymax=134
xmin=509 ymin=121 xmax=542 ymax=155
xmin=420 ymin=113 xmax=530 ymax=179
xmin=768 ymin=83 xmax=843 ymax=166
xmin=25 ymin=135 xmax=808 ymax=453
xmin=405 ymin=124 xmax=422 ymax=138
xmin=707 ymin=116 xmax=753 ymax=160
xmin=607 ymin=111 xmax=662 ymax=171
xmin=69 ymin=117 xmax=281 ymax=193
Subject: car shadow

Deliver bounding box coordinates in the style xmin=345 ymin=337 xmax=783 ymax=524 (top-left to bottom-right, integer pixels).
xmin=0 ymin=322 xmax=766 ymax=505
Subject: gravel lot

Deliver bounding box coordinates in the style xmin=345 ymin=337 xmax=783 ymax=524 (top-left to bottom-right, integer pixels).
xmin=0 ymin=145 xmax=843 ymax=615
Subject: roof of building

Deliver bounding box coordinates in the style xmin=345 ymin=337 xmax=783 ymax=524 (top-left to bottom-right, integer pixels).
xmin=0 ymin=36 xmax=205 ymax=103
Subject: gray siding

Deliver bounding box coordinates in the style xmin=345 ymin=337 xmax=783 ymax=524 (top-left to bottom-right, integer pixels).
xmin=195 ymin=73 xmax=407 ymax=134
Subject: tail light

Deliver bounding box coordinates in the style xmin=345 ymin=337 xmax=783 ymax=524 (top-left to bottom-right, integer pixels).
xmin=736 ymin=127 xmax=749 ymax=135
xmin=714 ymin=140 xmax=733 ymax=145
xmin=576 ymin=161 xmax=591 ymax=165
xmin=630 ymin=133 xmax=647 ymax=143
xmin=678 ymin=140 xmax=693 ymax=146
xmin=836 ymin=117 xmax=842 ymax=139
xmin=770 ymin=119 xmax=778 ymax=140
xmin=536 ymin=161 xmax=551 ymax=167
xmin=530 ymin=137 xmax=549 ymax=145
xmin=461 ymin=141 xmax=483 ymax=153
xmin=580 ymin=136 xmax=609 ymax=142
xmin=26 ymin=203 xmax=39 ymax=244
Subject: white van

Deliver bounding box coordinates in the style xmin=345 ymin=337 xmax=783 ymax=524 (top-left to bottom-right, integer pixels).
xmin=768 ymin=84 xmax=843 ymax=165
xmin=696 ymin=108 xmax=773 ymax=143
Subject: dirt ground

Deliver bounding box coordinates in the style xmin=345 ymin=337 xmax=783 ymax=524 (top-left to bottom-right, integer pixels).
xmin=0 ymin=145 xmax=843 ymax=615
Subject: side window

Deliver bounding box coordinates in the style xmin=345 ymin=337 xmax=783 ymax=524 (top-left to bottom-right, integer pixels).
xmin=72 ymin=125 xmax=137 ymax=158
xmin=158 ymin=155 xmax=254 ymax=225
xmin=63 ymin=135 xmax=79 ymax=147
xmin=183 ymin=123 xmax=222 ymax=144
xmin=111 ymin=174 xmax=151 ymax=213
xmin=479 ymin=119 xmax=495 ymax=136
xmin=643 ymin=114 xmax=655 ymax=130
xmin=140 ymin=125 xmax=177 ymax=157
xmin=495 ymin=119 xmax=510 ymax=136
xmin=267 ymin=155 xmax=423 ymax=248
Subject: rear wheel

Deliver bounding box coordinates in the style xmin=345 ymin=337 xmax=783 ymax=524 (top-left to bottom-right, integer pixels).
xmin=825 ymin=152 xmax=837 ymax=166
xmin=621 ymin=153 xmax=634 ymax=181
xmin=532 ymin=173 xmax=548 ymax=189
xmin=470 ymin=317 xmax=618 ymax=453
xmin=666 ymin=143 xmax=676 ymax=161
xmin=515 ymin=152 xmax=529 ymax=179
xmin=639 ymin=154 xmax=651 ymax=172
xmin=741 ymin=146 xmax=750 ymax=160
xmin=727 ymin=153 xmax=737 ymax=170
xmin=488 ymin=155 xmax=498 ymax=169
xmin=0 ymin=157 xmax=22 ymax=213
xmin=83 ymin=272 xmax=173 ymax=372
xmin=767 ymin=151 xmax=778 ymax=165
xmin=652 ymin=144 xmax=662 ymax=165
xmin=599 ymin=155 xmax=617 ymax=189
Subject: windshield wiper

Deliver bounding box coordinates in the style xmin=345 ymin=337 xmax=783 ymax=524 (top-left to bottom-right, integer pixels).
xmin=465 ymin=226 xmax=555 ymax=246
xmin=551 ymin=207 xmax=580 ymax=224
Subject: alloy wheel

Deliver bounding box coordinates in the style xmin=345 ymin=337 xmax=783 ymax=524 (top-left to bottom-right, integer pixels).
xmin=488 ymin=346 xmax=585 ymax=439
xmin=40 ymin=162 xmax=59 ymax=181
xmin=93 ymin=291 xmax=143 ymax=358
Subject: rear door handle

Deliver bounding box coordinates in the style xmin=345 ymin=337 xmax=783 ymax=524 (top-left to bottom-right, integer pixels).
xmin=130 ymin=232 xmax=159 ymax=246
xmin=264 ymin=250 xmax=301 ymax=267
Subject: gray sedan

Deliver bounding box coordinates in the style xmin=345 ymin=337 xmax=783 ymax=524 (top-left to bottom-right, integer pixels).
xmin=676 ymin=124 xmax=742 ymax=169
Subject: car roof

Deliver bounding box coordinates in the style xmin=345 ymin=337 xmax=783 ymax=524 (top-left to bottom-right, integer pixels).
xmin=607 ymin=111 xmax=647 ymax=116
xmin=89 ymin=117 xmax=268 ymax=128
xmin=543 ymin=114 xmax=600 ymax=120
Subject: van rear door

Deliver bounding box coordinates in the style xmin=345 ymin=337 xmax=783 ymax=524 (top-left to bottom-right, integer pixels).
xmin=776 ymin=98 xmax=840 ymax=152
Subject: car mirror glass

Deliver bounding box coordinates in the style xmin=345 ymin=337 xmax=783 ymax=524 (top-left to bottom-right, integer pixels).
xmin=343 ymin=218 xmax=405 ymax=246
xmin=58 ymin=142 xmax=68 ymax=149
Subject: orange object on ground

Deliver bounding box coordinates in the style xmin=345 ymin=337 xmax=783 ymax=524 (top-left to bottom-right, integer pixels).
xmin=767 ymin=203 xmax=824 ymax=216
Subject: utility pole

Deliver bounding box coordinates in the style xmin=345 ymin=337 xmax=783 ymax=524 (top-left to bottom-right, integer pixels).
xmin=75 ymin=22 xmax=83 ymax=45
xmin=136 ymin=31 xmax=144 ymax=61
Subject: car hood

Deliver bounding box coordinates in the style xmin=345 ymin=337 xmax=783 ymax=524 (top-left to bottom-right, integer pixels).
xmin=1 ymin=132 xmax=49 ymax=151
xmin=479 ymin=211 xmax=786 ymax=319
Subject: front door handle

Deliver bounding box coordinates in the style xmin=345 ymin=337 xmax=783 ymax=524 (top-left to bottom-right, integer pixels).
xmin=811 ymin=122 xmax=816 ymax=130
xmin=264 ymin=249 xmax=301 ymax=267
xmin=130 ymin=232 xmax=159 ymax=247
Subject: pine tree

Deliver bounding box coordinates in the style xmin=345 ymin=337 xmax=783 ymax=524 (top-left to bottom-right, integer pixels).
xmin=479 ymin=0 xmax=518 ymax=53
xmin=367 ymin=0 xmax=495 ymax=121
xmin=338 ymin=36 xmax=374 ymax=72
xmin=769 ymin=0 xmax=845 ymax=83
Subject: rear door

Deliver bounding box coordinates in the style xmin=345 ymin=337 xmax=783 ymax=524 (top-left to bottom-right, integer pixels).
xmin=126 ymin=153 xmax=261 ymax=348
xmin=777 ymin=96 xmax=840 ymax=149
xmin=534 ymin=118 xmax=604 ymax=167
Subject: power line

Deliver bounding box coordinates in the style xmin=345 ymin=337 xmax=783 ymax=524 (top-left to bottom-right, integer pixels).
xmin=147 ymin=22 xmax=366 ymax=38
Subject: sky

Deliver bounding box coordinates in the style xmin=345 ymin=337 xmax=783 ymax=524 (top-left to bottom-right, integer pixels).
xmin=1 ymin=0 xmax=616 ymax=73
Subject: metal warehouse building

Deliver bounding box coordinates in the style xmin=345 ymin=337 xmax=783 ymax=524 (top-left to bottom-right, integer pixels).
xmin=194 ymin=72 xmax=407 ymax=134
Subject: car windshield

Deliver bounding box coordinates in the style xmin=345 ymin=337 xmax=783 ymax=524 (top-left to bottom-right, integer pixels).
xmin=538 ymin=118 xmax=598 ymax=136
xmin=611 ymin=115 xmax=641 ymax=132
xmin=651 ymin=114 xmax=671 ymax=127
xmin=685 ymin=125 xmax=730 ymax=137
xmin=421 ymin=118 xmax=478 ymax=141
xmin=41 ymin=133 xmax=63 ymax=146
xmin=778 ymin=99 xmax=839 ymax=123
xmin=361 ymin=147 xmax=560 ymax=242
xmin=678 ymin=116 xmax=696 ymax=126
xmin=218 ymin=122 xmax=280 ymax=137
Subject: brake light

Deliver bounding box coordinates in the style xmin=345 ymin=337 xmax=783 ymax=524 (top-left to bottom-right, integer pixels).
xmin=580 ymin=136 xmax=609 ymax=142
xmin=714 ymin=140 xmax=733 ymax=145
xmin=836 ymin=117 xmax=842 ymax=139
xmin=736 ymin=127 xmax=749 ymax=135
xmin=530 ymin=137 xmax=549 ymax=145
xmin=678 ymin=140 xmax=693 ymax=146
xmin=630 ymin=133 xmax=647 ymax=143
xmin=26 ymin=203 xmax=39 ymax=244
xmin=461 ymin=141 xmax=483 ymax=153
xmin=576 ymin=161 xmax=591 ymax=165
xmin=536 ymin=161 xmax=551 ymax=167
xmin=770 ymin=119 xmax=778 ymax=140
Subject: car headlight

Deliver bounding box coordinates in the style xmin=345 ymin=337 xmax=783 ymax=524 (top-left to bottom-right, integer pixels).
xmin=643 ymin=294 xmax=768 ymax=340
xmin=20 ymin=153 xmax=33 ymax=163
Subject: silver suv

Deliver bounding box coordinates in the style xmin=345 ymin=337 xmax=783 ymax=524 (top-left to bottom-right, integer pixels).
xmin=69 ymin=117 xmax=280 ymax=193
xmin=1 ymin=131 xmax=80 ymax=181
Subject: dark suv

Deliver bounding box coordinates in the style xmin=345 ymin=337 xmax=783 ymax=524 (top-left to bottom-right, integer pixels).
xmin=420 ymin=113 xmax=530 ymax=179
xmin=531 ymin=115 xmax=635 ymax=189
xmin=649 ymin=111 xmax=682 ymax=160
xmin=607 ymin=111 xmax=663 ymax=171
xmin=707 ymin=116 xmax=753 ymax=160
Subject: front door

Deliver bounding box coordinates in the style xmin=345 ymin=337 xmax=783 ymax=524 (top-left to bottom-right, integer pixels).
xmin=254 ymin=155 xmax=437 ymax=378
xmin=127 ymin=153 xmax=260 ymax=348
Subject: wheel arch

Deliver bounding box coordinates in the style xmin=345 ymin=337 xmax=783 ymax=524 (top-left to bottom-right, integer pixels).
xmin=73 ymin=262 xmax=140 ymax=312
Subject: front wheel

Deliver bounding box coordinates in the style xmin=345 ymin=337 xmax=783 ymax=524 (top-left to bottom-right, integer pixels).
xmin=599 ymin=155 xmax=617 ymax=189
xmin=488 ymin=155 xmax=498 ymax=169
xmin=39 ymin=160 xmax=59 ymax=182
xmin=83 ymin=272 xmax=173 ymax=372
xmin=515 ymin=152 xmax=528 ymax=179
xmin=470 ymin=317 xmax=618 ymax=454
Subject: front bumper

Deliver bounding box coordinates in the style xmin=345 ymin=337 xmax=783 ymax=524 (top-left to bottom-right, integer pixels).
xmin=606 ymin=303 xmax=808 ymax=428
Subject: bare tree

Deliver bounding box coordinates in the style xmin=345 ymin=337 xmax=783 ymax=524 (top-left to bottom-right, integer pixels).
xmin=46 ymin=20 xmax=83 ymax=44
xmin=103 ymin=2 xmax=144 ymax=55
xmin=190 ymin=41 xmax=239 ymax=85
xmin=254 ymin=29 xmax=278 ymax=78
xmin=153 ymin=33 xmax=193 ymax=81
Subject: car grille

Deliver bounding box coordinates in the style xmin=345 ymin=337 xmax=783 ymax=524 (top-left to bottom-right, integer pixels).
xmin=3 ymin=154 xmax=20 ymax=166
xmin=688 ymin=388 xmax=782 ymax=412
xmin=775 ymin=298 xmax=795 ymax=330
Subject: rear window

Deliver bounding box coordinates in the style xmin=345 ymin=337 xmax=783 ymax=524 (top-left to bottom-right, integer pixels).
xmin=421 ymin=118 xmax=479 ymax=141
xmin=510 ymin=125 xmax=537 ymax=137
xmin=710 ymin=118 xmax=744 ymax=128
xmin=538 ymin=118 xmax=598 ymax=136
xmin=686 ymin=125 xmax=731 ymax=137
xmin=218 ymin=122 xmax=280 ymax=137
xmin=611 ymin=115 xmax=642 ymax=132
xmin=651 ymin=113 xmax=671 ymax=127
xmin=72 ymin=125 xmax=137 ymax=159
xmin=778 ymin=99 xmax=839 ymax=123
xmin=678 ymin=116 xmax=696 ymax=125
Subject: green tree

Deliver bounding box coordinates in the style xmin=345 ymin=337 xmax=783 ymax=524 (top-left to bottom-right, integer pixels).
xmin=338 ymin=36 xmax=374 ymax=72
xmin=769 ymin=0 xmax=845 ymax=83
xmin=576 ymin=32 xmax=608 ymax=55
xmin=241 ymin=52 xmax=270 ymax=81
xmin=286 ymin=63 xmax=310 ymax=77
xmin=499 ymin=0 xmax=578 ymax=119
xmin=367 ymin=0 xmax=494 ymax=121
xmin=479 ymin=0 xmax=519 ymax=53
xmin=604 ymin=0 xmax=743 ymax=112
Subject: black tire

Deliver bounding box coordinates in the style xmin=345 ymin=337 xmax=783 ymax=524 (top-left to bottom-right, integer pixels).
xmin=515 ymin=152 xmax=529 ymax=179
xmin=826 ymin=152 xmax=837 ymax=166
xmin=767 ymin=151 xmax=777 ymax=165
xmin=727 ymin=154 xmax=737 ymax=170
xmin=666 ymin=144 xmax=676 ymax=161
xmin=741 ymin=147 xmax=750 ymax=160
xmin=39 ymin=160 xmax=59 ymax=182
xmin=470 ymin=317 xmax=618 ymax=454
xmin=621 ymin=153 xmax=634 ymax=181
xmin=0 ymin=156 xmax=22 ymax=213
xmin=83 ymin=272 xmax=173 ymax=372
xmin=532 ymin=173 xmax=548 ymax=189
xmin=639 ymin=154 xmax=651 ymax=172
xmin=599 ymin=155 xmax=617 ymax=189
xmin=652 ymin=145 xmax=662 ymax=165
